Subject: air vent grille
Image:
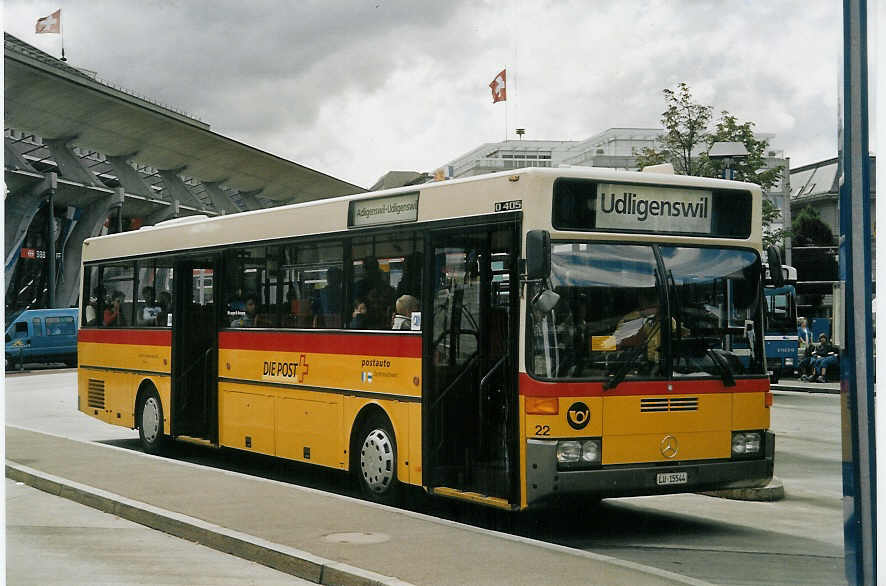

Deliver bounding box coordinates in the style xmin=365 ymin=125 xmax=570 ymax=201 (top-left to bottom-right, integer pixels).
xmin=87 ymin=379 xmax=105 ymax=409
xmin=640 ymin=397 xmax=698 ymax=412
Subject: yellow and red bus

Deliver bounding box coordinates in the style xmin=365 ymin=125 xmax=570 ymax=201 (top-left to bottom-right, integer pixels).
xmin=77 ymin=167 xmax=773 ymax=509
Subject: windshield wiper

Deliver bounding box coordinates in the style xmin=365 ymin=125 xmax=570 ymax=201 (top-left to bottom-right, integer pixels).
xmin=604 ymin=318 xmax=661 ymax=391
xmin=706 ymin=348 xmax=736 ymax=387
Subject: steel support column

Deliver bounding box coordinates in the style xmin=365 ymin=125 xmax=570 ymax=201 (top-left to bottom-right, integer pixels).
xmin=202 ymin=181 xmax=241 ymax=214
xmin=4 ymin=173 xmax=56 ymax=294
xmin=237 ymin=189 xmax=265 ymax=211
xmin=47 ymin=185 xmax=56 ymax=307
xmin=44 ymin=137 xmax=103 ymax=187
xmin=107 ymin=154 xmax=155 ymax=198
xmin=839 ymin=0 xmax=876 ymax=583
xmin=146 ymin=200 xmax=181 ymax=225
xmin=55 ymin=189 xmax=124 ymax=308
xmin=158 ymin=168 xmax=206 ymax=210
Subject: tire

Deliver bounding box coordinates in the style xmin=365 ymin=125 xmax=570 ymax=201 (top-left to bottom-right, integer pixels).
xmin=138 ymin=390 xmax=167 ymax=455
xmin=353 ymin=412 xmax=400 ymax=505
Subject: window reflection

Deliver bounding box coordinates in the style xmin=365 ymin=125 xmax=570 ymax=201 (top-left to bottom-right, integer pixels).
xmin=528 ymin=243 xmax=765 ymax=381
xmin=660 ymin=246 xmax=763 ymax=377
xmin=530 ymin=243 xmax=664 ymax=379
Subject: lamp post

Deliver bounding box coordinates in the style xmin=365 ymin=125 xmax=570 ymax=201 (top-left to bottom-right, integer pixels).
xmin=708 ymin=141 xmax=748 ymax=180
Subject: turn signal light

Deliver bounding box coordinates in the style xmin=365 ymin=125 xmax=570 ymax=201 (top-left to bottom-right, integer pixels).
xmin=764 ymin=392 xmax=773 ymax=408
xmin=526 ymin=396 xmax=559 ymax=415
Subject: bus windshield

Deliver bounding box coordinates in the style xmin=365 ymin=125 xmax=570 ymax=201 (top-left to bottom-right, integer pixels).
xmin=764 ymin=286 xmax=797 ymax=334
xmin=528 ymin=242 xmax=765 ymax=381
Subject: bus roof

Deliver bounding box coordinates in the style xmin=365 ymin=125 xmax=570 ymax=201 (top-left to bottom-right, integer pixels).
xmin=82 ymin=166 xmax=763 ymax=263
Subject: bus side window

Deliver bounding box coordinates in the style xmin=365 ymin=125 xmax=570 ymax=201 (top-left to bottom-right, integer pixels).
xmin=350 ymin=232 xmax=423 ymax=330
xmin=100 ymin=263 xmax=135 ymax=328
xmin=280 ymin=240 xmax=343 ymax=330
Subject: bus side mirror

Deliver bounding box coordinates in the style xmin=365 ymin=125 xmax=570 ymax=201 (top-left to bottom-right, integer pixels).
xmin=766 ymin=246 xmax=784 ymax=288
xmin=526 ymin=230 xmax=551 ymax=281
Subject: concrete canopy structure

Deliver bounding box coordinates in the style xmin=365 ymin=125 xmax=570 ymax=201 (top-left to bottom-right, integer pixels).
xmin=4 ymin=33 xmax=364 ymax=312
xmin=4 ymin=33 xmax=364 ymax=206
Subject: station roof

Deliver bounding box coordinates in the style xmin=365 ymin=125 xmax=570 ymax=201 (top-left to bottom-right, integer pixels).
xmin=4 ymin=33 xmax=365 ymax=204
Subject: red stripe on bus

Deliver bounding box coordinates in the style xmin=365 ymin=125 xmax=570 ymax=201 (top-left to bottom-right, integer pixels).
xmin=219 ymin=331 xmax=422 ymax=358
xmin=78 ymin=328 xmax=172 ymax=346
xmin=519 ymin=373 xmax=768 ymax=397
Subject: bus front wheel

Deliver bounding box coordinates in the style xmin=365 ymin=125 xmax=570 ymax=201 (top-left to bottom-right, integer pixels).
xmin=138 ymin=391 xmax=167 ymax=455
xmin=353 ymin=413 xmax=400 ymax=505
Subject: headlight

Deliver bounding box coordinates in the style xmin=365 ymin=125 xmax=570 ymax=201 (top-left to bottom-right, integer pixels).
xmin=557 ymin=441 xmax=581 ymax=463
xmin=557 ymin=438 xmax=602 ymax=468
xmin=582 ymin=439 xmax=601 ymax=463
xmin=785 ymin=358 xmax=794 ymax=366
xmin=732 ymin=431 xmax=762 ymax=457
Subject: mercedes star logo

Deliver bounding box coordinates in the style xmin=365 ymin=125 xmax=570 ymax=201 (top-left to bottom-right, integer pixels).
xmin=660 ymin=434 xmax=679 ymax=458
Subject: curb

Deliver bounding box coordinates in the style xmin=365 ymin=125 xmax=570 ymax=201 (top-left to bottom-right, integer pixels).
xmin=699 ymin=476 xmax=785 ymax=502
xmin=771 ymin=383 xmax=840 ymax=395
xmin=6 ymin=463 xmax=413 ymax=586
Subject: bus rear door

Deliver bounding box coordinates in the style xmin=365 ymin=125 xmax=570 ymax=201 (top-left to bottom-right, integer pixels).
xmin=171 ymin=256 xmax=219 ymax=442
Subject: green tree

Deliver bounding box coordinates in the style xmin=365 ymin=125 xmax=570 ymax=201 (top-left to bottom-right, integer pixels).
xmin=635 ymin=82 xmax=788 ymax=246
xmin=635 ymin=82 xmax=711 ymax=175
xmin=791 ymin=205 xmax=838 ymax=289
xmin=792 ymin=205 xmax=835 ymax=246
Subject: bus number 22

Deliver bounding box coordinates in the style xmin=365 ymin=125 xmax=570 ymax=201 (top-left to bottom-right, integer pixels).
xmin=534 ymin=424 xmax=551 ymax=436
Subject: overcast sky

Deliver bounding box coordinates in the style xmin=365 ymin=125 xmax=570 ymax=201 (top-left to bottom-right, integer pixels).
xmin=4 ymin=1 xmax=855 ymax=189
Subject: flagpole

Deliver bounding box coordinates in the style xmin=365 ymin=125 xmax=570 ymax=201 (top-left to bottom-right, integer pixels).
xmin=505 ymin=98 xmax=509 ymax=141
xmin=504 ymin=64 xmax=509 ymax=140
xmin=60 ymin=9 xmax=66 ymax=61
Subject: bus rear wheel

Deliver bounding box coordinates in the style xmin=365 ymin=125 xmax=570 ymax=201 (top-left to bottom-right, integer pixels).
xmin=353 ymin=413 xmax=400 ymax=505
xmin=138 ymin=391 xmax=167 ymax=455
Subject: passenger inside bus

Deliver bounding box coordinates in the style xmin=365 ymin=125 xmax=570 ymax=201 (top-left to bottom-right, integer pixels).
xmin=230 ymin=296 xmax=257 ymax=327
xmin=354 ymin=256 xmax=395 ymax=329
xmin=157 ymin=291 xmax=172 ymax=327
xmin=84 ymin=287 xmax=103 ymax=326
xmin=614 ymin=287 xmax=662 ymax=361
xmin=103 ymin=291 xmax=127 ymax=327
xmin=138 ymin=286 xmax=162 ymax=326
xmin=350 ymin=299 xmax=369 ymax=329
xmin=312 ymin=266 xmax=342 ymax=328
xmin=392 ymin=294 xmax=419 ymax=330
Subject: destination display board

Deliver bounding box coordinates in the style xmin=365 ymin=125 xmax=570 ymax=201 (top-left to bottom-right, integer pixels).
xmin=552 ymin=178 xmax=752 ymax=238
xmin=349 ymin=192 xmax=419 ymax=228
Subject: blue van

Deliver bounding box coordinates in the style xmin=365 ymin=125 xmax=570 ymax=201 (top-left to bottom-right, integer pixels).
xmin=5 ymin=308 xmax=79 ymax=369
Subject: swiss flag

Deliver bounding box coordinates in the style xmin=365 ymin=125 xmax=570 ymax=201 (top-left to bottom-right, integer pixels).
xmin=489 ymin=69 xmax=506 ymax=103
xmin=36 ymin=9 xmax=61 ymax=34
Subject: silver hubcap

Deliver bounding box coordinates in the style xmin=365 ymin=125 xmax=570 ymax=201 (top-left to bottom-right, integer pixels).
xmin=361 ymin=427 xmax=394 ymax=494
xmin=142 ymin=397 xmax=160 ymax=443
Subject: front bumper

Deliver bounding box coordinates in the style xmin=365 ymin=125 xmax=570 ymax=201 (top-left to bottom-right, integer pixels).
xmin=525 ymin=431 xmax=775 ymax=506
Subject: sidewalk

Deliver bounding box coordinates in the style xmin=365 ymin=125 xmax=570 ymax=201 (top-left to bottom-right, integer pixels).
xmin=6 ymin=426 xmax=703 ymax=586
xmin=6 ymin=477 xmax=312 ymax=585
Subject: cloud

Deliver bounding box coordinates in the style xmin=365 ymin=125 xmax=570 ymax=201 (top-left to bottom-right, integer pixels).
xmin=3 ymin=0 xmax=844 ymax=187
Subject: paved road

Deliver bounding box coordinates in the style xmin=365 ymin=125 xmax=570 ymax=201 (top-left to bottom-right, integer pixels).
xmin=5 ymin=370 xmax=847 ymax=585
xmin=553 ymin=389 xmax=844 ymax=584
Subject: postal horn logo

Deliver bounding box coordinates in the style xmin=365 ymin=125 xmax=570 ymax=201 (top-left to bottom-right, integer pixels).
xmin=566 ymin=402 xmax=590 ymax=430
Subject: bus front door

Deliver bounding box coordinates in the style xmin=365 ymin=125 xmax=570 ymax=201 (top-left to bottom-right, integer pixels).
xmin=171 ymin=257 xmax=218 ymax=442
xmin=424 ymin=221 xmax=519 ymax=504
